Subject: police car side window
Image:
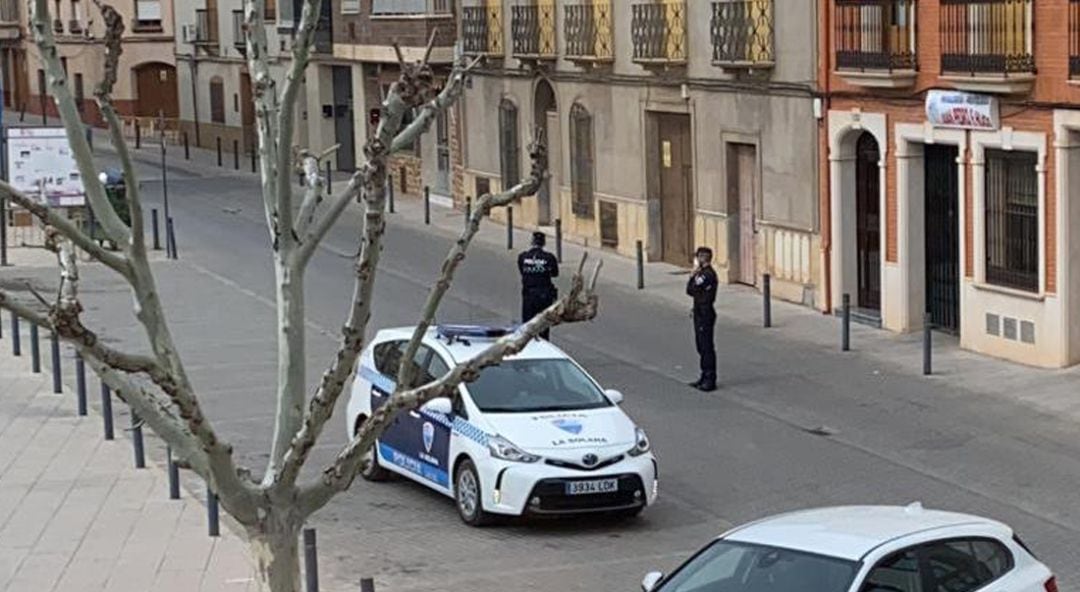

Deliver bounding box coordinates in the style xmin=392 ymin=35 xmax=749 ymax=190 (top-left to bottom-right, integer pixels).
xmin=372 ymin=341 xmax=404 ymax=377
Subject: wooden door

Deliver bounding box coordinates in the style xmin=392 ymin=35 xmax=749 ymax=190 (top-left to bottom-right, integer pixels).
xmin=657 ymin=113 xmax=693 ymax=266
xmin=728 ymin=143 xmax=757 ymax=285
xmin=544 ymin=110 xmax=561 ymax=225
xmin=134 ymin=64 xmax=178 ymax=118
xmin=239 ymin=72 xmax=255 ymax=153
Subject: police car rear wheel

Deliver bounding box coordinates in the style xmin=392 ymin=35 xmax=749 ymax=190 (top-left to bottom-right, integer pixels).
xmin=355 ymin=416 xmax=389 ymax=482
xmin=454 ymin=459 xmax=494 ymax=526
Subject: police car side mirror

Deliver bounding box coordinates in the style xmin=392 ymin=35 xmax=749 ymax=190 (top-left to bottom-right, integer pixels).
xmin=421 ymin=397 xmax=453 ymax=416
xmin=605 ymin=389 xmax=625 ymax=405
xmin=641 ymin=571 xmax=664 ymax=592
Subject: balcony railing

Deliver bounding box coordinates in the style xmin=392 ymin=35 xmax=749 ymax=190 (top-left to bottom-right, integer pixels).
xmin=68 ymin=19 xmax=83 ymax=34
xmin=462 ymin=4 xmax=505 ymax=56
xmin=565 ymin=2 xmax=614 ymax=62
xmin=233 ymin=10 xmax=246 ymax=52
xmin=940 ymin=0 xmax=1034 ymax=77
xmin=834 ymin=0 xmax=916 ymax=72
xmin=1070 ymin=0 xmax=1080 ymax=77
xmin=371 ymin=0 xmax=454 ymax=15
xmin=0 ymin=0 xmax=17 ymax=23
xmin=711 ymin=0 xmax=774 ymax=68
xmin=512 ymin=2 xmax=557 ymax=59
xmin=194 ymin=9 xmax=217 ymax=45
xmin=631 ymin=0 xmax=687 ymax=65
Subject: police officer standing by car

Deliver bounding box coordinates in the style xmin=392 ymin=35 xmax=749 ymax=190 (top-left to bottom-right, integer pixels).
xmin=686 ymin=246 xmax=718 ymax=392
xmin=518 ymin=231 xmax=559 ymax=340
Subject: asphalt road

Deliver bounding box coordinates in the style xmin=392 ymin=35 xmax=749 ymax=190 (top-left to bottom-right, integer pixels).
xmin=22 ymin=155 xmax=1080 ymax=591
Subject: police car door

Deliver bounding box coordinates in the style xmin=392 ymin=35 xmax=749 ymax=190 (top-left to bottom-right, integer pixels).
xmin=368 ymin=340 xmax=414 ymax=477
xmin=414 ymin=349 xmax=453 ymax=493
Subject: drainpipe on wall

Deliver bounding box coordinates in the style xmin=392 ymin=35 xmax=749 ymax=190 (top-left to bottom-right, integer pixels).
xmin=189 ymin=56 xmax=201 ymax=146
xmin=820 ymin=0 xmax=834 ymax=314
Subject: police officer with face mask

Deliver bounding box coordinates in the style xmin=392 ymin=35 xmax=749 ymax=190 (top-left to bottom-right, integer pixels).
xmin=518 ymin=231 xmax=559 ymax=339
xmin=686 ymin=246 xmax=718 ymax=392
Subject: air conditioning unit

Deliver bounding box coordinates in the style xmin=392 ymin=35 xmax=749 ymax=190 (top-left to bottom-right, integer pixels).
xmin=182 ymin=24 xmax=198 ymax=44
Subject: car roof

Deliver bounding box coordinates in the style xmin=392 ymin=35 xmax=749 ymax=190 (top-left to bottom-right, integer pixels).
xmin=723 ymin=505 xmax=1007 ymax=562
xmin=375 ymin=326 xmax=569 ymax=364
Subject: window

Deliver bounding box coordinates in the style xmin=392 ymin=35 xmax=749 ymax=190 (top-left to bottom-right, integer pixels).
xmin=135 ymin=0 xmax=162 ymax=30
xmin=984 ymin=149 xmax=1038 ymax=292
xmin=372 ymin=341 xmax=439 ymax=388
xmin=209 ymin=77 xmax=225 ymax=124
xmin=570 ymin=102 xmax=595 ymax=218
xmin=861 ymin=549 xmax=921 ymax=592
xmin=922 ymin=538 xmax=1013 ymax=592
xmin=342 ymin=0 xmax=360 ymax=14
xmin=265 ymin=0 xmax=276 ymax=21
xmin=74 ymin=73 xmax=84 ymax=113
xmin=498 ymin=99 xmax=520 ymax=189
xmin=466 ymin=359 xmax=613 ymax=413
xmin=660 ymin=541 xmax=858 ymax=592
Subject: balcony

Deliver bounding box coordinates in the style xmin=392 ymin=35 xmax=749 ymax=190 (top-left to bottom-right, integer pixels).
xmin=371 ymin=0 xmax=454 ymax=16
xmin=939 ymin=0 xmax=1034 ymax=94
xmin=68 ymin=19 xmax=83 ymax=34
xmin=232 ymin=10 xmax=246 ymax=53
xmin=631 ymin=0 xmax=687 ymax=66
xmin=53 ymin=18 xmax=63 ymax=34
xmin=512 ymin=1 xmax=557 ymax=61
xmin=462 ymin=4 xmax=505 ymax=57
xmin=194 ymin=9 xmax=218 ymax=47
xmin=834 ymin=0 xmax=917 ymax=88
xmin=710 ymin=0 xmax=774 ymax=70
xmin=564 ymin=2 xmax=613 ymax=64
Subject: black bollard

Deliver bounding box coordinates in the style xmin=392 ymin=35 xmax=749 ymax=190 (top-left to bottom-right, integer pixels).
xmin=250 ymin=146 xmax=257 ymax=173
xmin=167 ymin=446 xmax=181 ymax=500
xmin=76 ymin=354 xmax=87 ymax=416
xmin=0 ymin=305 xmax=3 ymax=339
xmin=636 ymin=240 xmax=645 ymax=290
xmin=763 ymin=273 xmax=772 ymax=328
xmin=423 ymin=186 xmax=431 ymax=225
xmin=387 ymin=175 xmax=395 ymax=213
xmin=1 ymin=195 xmax=7 ymax=267
xmin=86 ymin=126 xmax=93 ymax=151
xmin=216 ymin=137 xmax=223 ymax=167
xmin=134 ymin=122 xmax=141 ymax=149
xmin=51 ymin=333 xmax=61 ymax=394
xmin=131 ymin=411 xmax=146 ymax=468
xmin=325 ymin=160 xmax=332 ymax=193
xmin=841 ymin=294 xmax=851 ymax=352
xmin=151 ymin=208 xmax=161 ymax=250
xmin=183 ymin=131 xmax=190 ymax=160
xmin=11 ymin=313 xmax=20 ymax=356
xmin=207 ymin=485 xmax=220 ymax=536
xmin=360 ymin=578 xmax=375 ymax=592
xmin=555 ymin=218 xmax=563 ymax=263
xmin=923 ymin=312 xmax=933 ymax=376
xmin=167 ymin=218 xmax=178 ymax=259
xmin=506 ymin=207 xmax=513 ymax=249
xmin=30 ymin=323 xmax=40 ymax=373
xmin=101 ymin=383 xmax=114 ymax=441
xmin=19 ymin=102 xmax=25 ymax=122
xmin=464 ymin=196 xmax=472 ymax=230
xmin=233 ymin=140 xmax=240 ymax=170
xmin=304 ymin=528 xmax=320 ymax=592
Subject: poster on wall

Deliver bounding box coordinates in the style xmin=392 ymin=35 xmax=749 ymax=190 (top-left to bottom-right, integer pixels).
xmin=4 ymin=126 xmax=86 ymax=207
xmin=925 ymin=90 xmax=1000 ymax=131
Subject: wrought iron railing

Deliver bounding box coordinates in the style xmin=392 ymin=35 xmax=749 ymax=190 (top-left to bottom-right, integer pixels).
xmin=1070 ymin=0 xmax=1080 ymax=77
xmin=512 ymin=2 xmax=557 ymax=59
xmin=631 ymin=0 xmax=687 ymax=64
xmin=940 ymin=0 xmax=1034 ymax=76
xmin=194 ymin=9 xmax=217 ymax=45
xmin=565 ymin=2 xmax=614 ymax=61
xmin=711 ymin=0 xmax=773 ymax=67
xmin=463 ymin=4 xmax=505 ymax=56
xmin=834 ymin=0 xmax=917 ymax=72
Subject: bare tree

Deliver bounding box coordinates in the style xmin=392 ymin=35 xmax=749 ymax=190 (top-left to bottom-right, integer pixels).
xmin=0 ymin=1 xmax=602 ymax=591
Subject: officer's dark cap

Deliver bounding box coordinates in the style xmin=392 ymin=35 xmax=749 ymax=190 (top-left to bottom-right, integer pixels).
xmin=695 ymin=246 xmax=713 ymax=258
xmin=532 ymin=232 xmax=546 ymax=247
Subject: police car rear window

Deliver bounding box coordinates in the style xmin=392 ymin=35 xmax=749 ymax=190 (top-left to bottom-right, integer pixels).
xmin=466 ymin=359 xmax=611 ymax=413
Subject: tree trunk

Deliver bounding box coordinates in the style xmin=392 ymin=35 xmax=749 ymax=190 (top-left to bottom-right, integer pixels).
xmin=249 ymin=521 xmax=302 ymax=592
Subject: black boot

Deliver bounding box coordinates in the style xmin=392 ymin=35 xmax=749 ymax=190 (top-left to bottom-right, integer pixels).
xmin=695 ymin=374 xmax=717 ymax=392
xmin=687 ymin=377 xmax=703 ymax=388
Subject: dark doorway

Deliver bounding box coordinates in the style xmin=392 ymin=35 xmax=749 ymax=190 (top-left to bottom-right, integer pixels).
xmin=134 ymin=63 xmax=179 ymax=119
xmin=925 ymin=144 xmax=960 ymax=333
xmin=855 ymin=132 xmax=881 ymax=312
xmin=727 ymin=142 xmax=757 ymax=285
xmin=655 ymin=113 xmax=693 ymax=266
xmin=534 ymin=79 xmax=557 ymax=225
xmin=239 ymin=72 xmax=255 ymax=154
xmin=332 ymin=66 xmax=355 ymax=171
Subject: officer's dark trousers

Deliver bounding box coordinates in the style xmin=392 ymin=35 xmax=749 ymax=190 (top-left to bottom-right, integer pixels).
xmin=522 ymin=288 xmax=557 ymax=340
xmin=693 ymin=307 xmax=717 ymax=384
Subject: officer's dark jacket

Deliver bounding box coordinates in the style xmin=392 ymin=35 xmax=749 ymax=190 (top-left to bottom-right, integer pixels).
xmin=686 ymin=266 xmax=718 ymax=309
xmin=518 ymin=247 xmax=559 ymax=291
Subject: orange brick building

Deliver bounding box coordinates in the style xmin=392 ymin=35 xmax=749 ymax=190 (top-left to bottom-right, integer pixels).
xmin=818 ymin=0 xmax=1080 ymax=367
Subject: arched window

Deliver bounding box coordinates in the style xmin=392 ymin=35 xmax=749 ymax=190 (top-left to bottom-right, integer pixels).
xmin=499 ymin=98 xmax=520 ymax=188
xmin=209 ymin=76 xmax=225 ymax=124
xmin=570 ymin=103 xmax=594 ymax=218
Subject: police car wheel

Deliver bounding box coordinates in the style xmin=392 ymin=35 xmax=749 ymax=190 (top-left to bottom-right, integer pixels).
xmin=355 ymin=416 xmax=389 ymax=482
xmin=454 ymin=459 xmax=494 ymax=526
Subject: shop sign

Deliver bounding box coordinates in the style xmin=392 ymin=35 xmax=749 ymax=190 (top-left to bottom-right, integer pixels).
xmin=926 ymin=90 xmax=1000 ymax=131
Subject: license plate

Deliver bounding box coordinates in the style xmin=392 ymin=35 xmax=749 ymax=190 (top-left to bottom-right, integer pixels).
xmin=565 ymin=478 xmax=619 ymax=495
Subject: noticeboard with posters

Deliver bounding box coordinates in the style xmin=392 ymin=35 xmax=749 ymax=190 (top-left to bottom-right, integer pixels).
xmin=4 ymin=126 xmax=87 ymax=207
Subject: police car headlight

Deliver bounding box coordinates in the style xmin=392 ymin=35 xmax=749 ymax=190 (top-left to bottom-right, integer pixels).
xmin=627 ymin=428 xmax=651 ymax=457
xmin=487 ymin=435 xmax=540 ymax=463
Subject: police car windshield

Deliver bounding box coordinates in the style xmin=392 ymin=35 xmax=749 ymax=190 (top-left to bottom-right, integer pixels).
xmin=467 ymin=359 xmax=611 ymax=413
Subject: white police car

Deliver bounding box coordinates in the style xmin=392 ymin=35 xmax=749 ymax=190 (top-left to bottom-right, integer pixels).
xmin=346 ymin=325 xmax=658 ymax=525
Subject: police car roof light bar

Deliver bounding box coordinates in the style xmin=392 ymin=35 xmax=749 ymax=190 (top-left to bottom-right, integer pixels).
xmin=435 ymin=324 xmax=514 ymax=344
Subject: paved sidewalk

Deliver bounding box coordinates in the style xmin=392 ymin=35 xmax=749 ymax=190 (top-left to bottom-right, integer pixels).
xmin=0 ymin=344 xmax=257 ymax=591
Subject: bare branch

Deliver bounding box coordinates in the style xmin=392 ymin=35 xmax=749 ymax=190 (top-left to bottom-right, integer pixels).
xmin=421 ymin=28 xmax=438 ymax=65
xmin=389 ymin=56 xmax=481 ymax=154
xmin=244 ymin=0 xmax=282 ymax=243
xmin=294 ymin=153 xmax=327 ymax=238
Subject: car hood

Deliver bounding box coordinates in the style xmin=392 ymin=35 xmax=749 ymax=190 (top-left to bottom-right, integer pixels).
xmin=481 ymin=407 xmax=637 ymax=451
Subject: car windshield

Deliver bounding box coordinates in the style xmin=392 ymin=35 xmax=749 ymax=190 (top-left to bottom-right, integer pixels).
xmin=466 ymin=359 xmax=612 ymax=413
xmin=657 ymin=540 xmax=857 ymax=592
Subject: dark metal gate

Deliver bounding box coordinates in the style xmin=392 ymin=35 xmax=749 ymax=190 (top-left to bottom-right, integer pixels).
xmin=855 ymin=132 xmax=881 ymax=312
xmin=924 ymin=144 xmax=960 ymax=333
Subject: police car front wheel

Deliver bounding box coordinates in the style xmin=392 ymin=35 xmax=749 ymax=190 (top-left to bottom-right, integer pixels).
xmin=454 ymin=459 xmax=495 ymax=526
xmin=355 ymin=416 xmax=390 ymax=482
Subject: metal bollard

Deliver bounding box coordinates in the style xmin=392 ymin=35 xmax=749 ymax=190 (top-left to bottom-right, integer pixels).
xmin=151 ymin=208 xmax=161 ymax=250
xmin=30 ymin=323 xmax=40 ymax=373
xmin=101 ymin=383 xmax=114 ymax=441
xmin=216 ymin=137 xmax=223 ymax=167
xmin=76 ymin=354 xmax=87 ymax=416
xmin=167 ymin=218 xmax=178 ymax=259
xmin=1 ymin=196 xmax=7 ymax=267
xmin=923 ymin=312 xmax=933 ymax=376
xmin=304 ymin=528 xmax=320 ymax=592
xmin=555 ymin=218 xmax=563 ymax=263
xmin=636 ymin=240 xmax=645 ymax=290
xmin=183 ymin=131 xmax=190 ymax=160
xmin=131 ymin=411 xmax=146 ymax=468
xmin=387 ymin=175 xmax=395 ymax=213
xmin=11 ymin=313 xmax=20 ymax=356
xmin=134 ymin=122 xmax=141 ymax=149
xmin=207 ymin=485 xmax=220 ymax=536
xmin=0 ymin=305 xmax=3 ymax=339
xmin=86 ymin=126 xmax=93 ymax=151
xmin=506 ymin=207 xmax=513 ymax=249
xmin=51 ymin=334 xmax=62 ymax=393
xmin=423 ymin=186 xmax=431 ymax=225
xmin=167 ymin=446 xmax=181 ymax=499
xmin=360 ymin=578 xmax=375 ymax=592
xmin=250 ymin=146 xmax=257 ymax=173
xmin=841 ymin=294 xmax=851 ymax=352
xmin=464 ymin=196 xmax=472 ymax=230
xmin=325 ymin=161 xmax=332 ymax=194
xmin=233 ymin=140 xmax=240 ymax=170
xmin=763 ymin=273 xmax=772 ymax=329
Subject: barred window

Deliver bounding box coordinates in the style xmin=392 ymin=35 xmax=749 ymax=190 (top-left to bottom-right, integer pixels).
xmin=209 ymin=77 xmax=225 ymax=124
xmin=498 ymin=99 xmax=520 ymax=189
xmin=984 ymin=149 xmax=1038 ymax=292
xmin=570 ymin=103 xmax=595 ymax=218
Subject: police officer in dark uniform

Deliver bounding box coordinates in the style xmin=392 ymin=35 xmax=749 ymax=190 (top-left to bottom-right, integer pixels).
xmin=686 ymin=246 xmax=718 ymax=392
xmin=518 ymin=231 xmax=560 ymax=339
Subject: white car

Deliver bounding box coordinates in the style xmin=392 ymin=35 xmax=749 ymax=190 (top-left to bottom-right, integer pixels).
xmin=346 ymin=325 xmax=659 ymax=525
xmin=641 ymin=504 xmax=1056 ymax=592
